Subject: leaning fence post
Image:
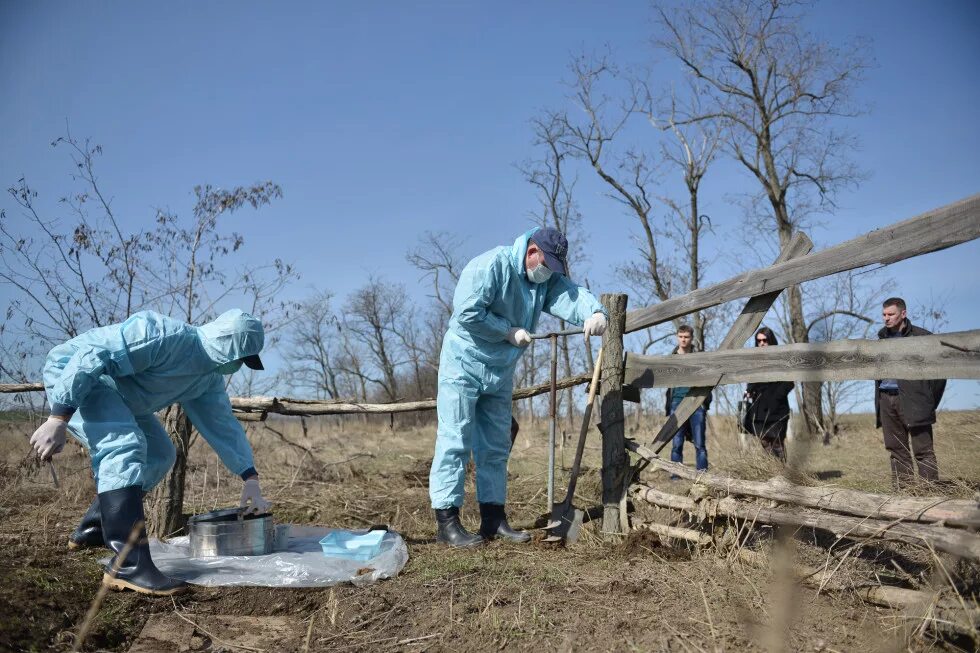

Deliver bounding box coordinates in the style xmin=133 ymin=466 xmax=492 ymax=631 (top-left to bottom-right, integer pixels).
xmin=600 ymin=293 xmax=628 ymax=538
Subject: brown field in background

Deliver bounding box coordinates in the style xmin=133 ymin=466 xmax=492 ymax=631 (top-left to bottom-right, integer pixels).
xmin=0 ymin=408 xmax=977 ymax=651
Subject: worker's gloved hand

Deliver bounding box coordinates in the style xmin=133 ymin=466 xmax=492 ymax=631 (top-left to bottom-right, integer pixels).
xmin=583 ymin=312 xmax=607 ymax=338
xmin=239 ymin=477 xmax=271 ymax=515
xmin=506 ymin=327 xmax=532 ymax=347
xmin=30 ymin=417 xmax=68 ymax=461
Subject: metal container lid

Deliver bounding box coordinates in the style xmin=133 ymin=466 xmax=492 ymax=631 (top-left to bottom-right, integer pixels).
xmin=188 ymin=507 xmax=272 ymax=524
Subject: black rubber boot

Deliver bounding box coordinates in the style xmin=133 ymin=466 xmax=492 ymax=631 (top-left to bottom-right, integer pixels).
xmin=98 ymin=486 xmax=188 ymax=596
xmin=68 ymin=497 xmax=104 ymax=550
xmin=434 ymin=507 xmax=484 ymax=548
xmin=479 ymin=503 xmax=531 ymax=543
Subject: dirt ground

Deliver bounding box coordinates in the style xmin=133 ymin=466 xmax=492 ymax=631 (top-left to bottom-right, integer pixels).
xmin=1 ymin=409 xmax=977 ymax=652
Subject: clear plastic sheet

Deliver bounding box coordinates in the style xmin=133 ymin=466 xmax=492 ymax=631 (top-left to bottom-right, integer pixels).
xmin=108 ymin=526 xmax=409 ymax=588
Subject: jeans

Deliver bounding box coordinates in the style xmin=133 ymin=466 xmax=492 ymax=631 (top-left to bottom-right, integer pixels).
xmin=670 ymin=405 xmax=708 ymax=471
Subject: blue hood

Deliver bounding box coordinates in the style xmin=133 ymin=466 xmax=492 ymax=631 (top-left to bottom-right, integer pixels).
xmin=197 ymin=309 xmax=265 ymax=366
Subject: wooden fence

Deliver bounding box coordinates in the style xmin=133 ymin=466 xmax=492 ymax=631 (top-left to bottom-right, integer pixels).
xmin=3 ymin=193 xmax=979 ymax=535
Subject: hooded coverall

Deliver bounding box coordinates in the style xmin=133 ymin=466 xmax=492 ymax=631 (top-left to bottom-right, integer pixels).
xmin=428 ymin=229 xmax=604 ymax=509
xmin=43 ymin=309 xmax=263 ymax=493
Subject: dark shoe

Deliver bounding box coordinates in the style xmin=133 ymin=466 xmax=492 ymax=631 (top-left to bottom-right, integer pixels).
xmin=98 ymin=485 xmax=188 ymax=596
xmin=434 ymin=507 xmax=484 ymax=548
xmin=479 ymin=503 xmax=530 ymax=543
xmin=68 ymin=497 xmax=104 ymax=550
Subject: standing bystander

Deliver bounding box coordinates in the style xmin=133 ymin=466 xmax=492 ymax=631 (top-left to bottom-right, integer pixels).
xmin=665 ymin=325 xmax=710 ymax=476
xmin=875 ymin=297 xmax=946 ymax=488
xmin=742 ymin=327 xmax=794 ymax=462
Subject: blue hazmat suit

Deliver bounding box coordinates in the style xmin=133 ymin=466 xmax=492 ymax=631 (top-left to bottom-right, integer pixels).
xmin=429 ymin=229 xmax=605 ymax=509
xmin=43 ymin=309 xmax=264 ymax=493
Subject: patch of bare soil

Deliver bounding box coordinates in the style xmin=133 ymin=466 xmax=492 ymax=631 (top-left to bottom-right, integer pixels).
xmin=1 ymin=416 xmax=976 ymax=652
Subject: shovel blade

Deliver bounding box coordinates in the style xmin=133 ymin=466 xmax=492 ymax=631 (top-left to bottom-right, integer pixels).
xmin=542 ymin=508 xmax=584 ymax=544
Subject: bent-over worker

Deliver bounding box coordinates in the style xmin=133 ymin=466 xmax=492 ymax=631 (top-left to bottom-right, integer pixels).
xmin=429 ymin=227 xmax=607 ymax=547
xmin=30 ymin=309 xmax=272 ymax=595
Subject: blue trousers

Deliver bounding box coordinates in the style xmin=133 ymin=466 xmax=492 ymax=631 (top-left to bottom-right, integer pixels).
xmin=670 ymin=405 xmax=708 ymax=471
xmin=67 ymin=384 xmax=177 ymax=493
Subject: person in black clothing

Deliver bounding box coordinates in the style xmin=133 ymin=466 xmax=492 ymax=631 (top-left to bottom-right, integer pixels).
xmin=743 ymin=327 xmax=793 ymax=461
xmin=875 ymin=297 xmax=945 ymax=487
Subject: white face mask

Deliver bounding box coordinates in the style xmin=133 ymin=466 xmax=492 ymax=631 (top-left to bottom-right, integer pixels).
xmin=217 ymin=360 xmax=243 ymax=375
xmin=527 ymin=263 xmax=553 ymax=284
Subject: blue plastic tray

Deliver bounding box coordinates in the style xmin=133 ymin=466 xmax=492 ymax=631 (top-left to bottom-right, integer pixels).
xmin=319 ymin=529 xmax=386 ymax=561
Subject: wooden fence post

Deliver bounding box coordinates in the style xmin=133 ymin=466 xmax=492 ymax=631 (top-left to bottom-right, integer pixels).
xmin=600 ymin=293 xmax=628 ymax=538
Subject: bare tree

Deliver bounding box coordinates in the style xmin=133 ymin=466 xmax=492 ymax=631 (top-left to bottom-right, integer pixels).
xmin=644 ymin=83 xmax=723 ymax=349
xmin=519 ymin=111 xmax=590 ymax=427
xmin=343 ymin=278 xmax=407 ymax=402
xmin=337 ymin=330 xmax=370 ymax=403
xmin=286 ymin=291 xmax=343 ymax=400
xmin=803 ymin=272 xmax=882 ymax=439
xmin=550 ymin=51 xmax=709 ymax=389
xmin=406 ymin=231 xmax=466 ymax=320
xmin=0 ymin=132 xmax=293 ymax=535
xmin=394 ymin=303 xmax=437 ymax=402
xmin=558 ymin=55 xmax=674 ymax=308
xmin=656 ymin=0 xmax=869 ymax=436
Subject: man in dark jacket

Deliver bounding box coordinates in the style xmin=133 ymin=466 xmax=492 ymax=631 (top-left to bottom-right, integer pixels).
xmin=875 ymin=297 xmax=946 ymax=487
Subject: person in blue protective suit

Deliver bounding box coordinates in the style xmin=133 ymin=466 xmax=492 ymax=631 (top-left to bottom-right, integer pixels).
xmin=429 ymin=227 xmax=608 ymax=547
xmin=29 ymin=308 xmax=272 ymax=595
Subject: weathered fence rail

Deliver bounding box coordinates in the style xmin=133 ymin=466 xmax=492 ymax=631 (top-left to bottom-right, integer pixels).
xmin=631 ymin=483 xmax=980 ymax=560
xmin=624 ymin=193 xmax=980 ymax=332
xmin=624 ymin=329 xmax=980 ymax=389
xmin=627 ymin=441 xmax=980 ymax=528
xmin=7 ymin=327 xmax=976 ymax=416
xmin=0 ymin=371 xmax=594 ymax=417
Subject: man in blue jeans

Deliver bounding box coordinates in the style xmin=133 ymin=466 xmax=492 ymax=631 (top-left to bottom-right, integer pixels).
xmin=664 ymin=325 xmax=710 ymax=474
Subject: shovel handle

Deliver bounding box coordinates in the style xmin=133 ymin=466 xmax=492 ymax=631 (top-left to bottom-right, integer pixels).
xmin=562 ymin=347 xmax=603 ymax=502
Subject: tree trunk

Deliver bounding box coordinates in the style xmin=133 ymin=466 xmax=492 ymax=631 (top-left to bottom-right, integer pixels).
xmin=147 ymin=404 xmax=191 ymax=538
xmin=689 ymin=187 xmax=704 ymax=349
xmin=775 ymin=217 xmax=824 ymax=438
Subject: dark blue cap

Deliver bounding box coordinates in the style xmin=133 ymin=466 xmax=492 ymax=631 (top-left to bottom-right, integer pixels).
xmin=531 ymin=227 xmax=568 ymax=276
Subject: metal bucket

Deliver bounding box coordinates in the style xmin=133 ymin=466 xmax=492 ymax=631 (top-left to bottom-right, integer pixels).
xmin=188 ymin=508 xmax=274 ymax=557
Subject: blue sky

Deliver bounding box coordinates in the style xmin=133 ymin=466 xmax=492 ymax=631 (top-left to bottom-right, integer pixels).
xmin=2 ymin=1 xmax=978 ymax=409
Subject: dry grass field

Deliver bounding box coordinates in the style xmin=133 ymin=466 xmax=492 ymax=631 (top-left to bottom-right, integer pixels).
xmin=0 ymin=408 xmax=977 ymax=652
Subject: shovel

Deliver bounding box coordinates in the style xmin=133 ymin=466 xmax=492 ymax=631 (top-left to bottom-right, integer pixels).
xmin=543 ymin=346 xmax=603 ymax=544
xmin=529 ymin=328 xmax=584 ymax=509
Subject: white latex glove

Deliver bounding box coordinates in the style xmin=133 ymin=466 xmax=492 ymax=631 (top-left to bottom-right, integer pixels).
xmin=30 ymin=417 xmax=68 ymax=461
xmin=239 ymin=477 xmax=271 ymax=515
xmin=506 ymin=327 xmax=532 ymax=347
xmin=583 ymin=312 xmax=607 ymax=338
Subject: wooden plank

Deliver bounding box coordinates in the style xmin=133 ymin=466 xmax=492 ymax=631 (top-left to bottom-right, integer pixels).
xmin=633 ymin=520 xmax=713 ymax=546
xmin=651 ymin=231 xmax=814 ymax=447
xmin=599 ymin=293 xmax=629 ymax=537
xmin=0 ymin=383 xmax=43 ymax=393
xmin=632 ymin=482 xmax=980 ymax=559
xmin=627 ymin=444 xmax=980 ymax=527
xmin=4 ymin=374 xmax=594 ymax=414
xmin=625 ymin=193 xmax=980 ymax=332
xmin=624 ymin=329 xmax=980 ymax=388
